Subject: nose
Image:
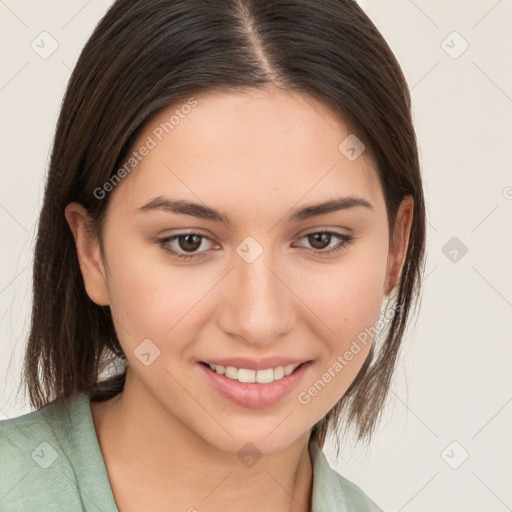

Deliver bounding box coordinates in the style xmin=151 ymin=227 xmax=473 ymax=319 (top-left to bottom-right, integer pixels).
xmin=216 ymin=241 xmax=295 ymax=347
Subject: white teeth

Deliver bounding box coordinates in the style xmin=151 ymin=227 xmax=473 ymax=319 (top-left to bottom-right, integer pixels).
xmin=225 ymin=366 xmax=238 ymax=379
xmin=238 ymin=368 xmax=256 ymax=383
xmin=207 ymin=363 xmax=301 ymax=383
xmin=256 ymin=368 xmax=274 ymax=384
xmin=284 ymin=364 xmax=296 ymax=376
xmin=273 ymin=366 xmax=284 ymax=380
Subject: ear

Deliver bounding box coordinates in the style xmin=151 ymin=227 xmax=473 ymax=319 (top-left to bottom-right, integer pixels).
xmin=64 ymin=202 xmax=110 ymax=306
xmin=384 ymin=195 xmax=414 ymax=295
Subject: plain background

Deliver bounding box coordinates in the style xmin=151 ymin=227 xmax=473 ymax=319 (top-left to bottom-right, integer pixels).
xmin=1 ymin=1 xmax=511 ymax=511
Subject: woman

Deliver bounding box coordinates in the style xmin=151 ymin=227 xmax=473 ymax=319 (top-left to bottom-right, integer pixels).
xmin=0 ymin=0 xmax=425 ymax=510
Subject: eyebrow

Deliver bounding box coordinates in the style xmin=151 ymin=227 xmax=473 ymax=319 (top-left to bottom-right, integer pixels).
xmin=136 ymin=195 xmax=373 ymax=226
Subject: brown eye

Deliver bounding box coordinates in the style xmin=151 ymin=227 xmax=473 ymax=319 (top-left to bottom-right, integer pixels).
xmin=295 ymin=230 xmax=354 ymax=256
xmin=307 ymin=232 xmax=332 ymax=250
xmin=177 ymin=234 xmax=203 ymax=252
xmin=159 ymin=233 xmax=215 ymax=260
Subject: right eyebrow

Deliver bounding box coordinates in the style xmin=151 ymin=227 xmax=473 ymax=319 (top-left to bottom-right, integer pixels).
xmin=136 ymin=196 xmax=232 ymax=226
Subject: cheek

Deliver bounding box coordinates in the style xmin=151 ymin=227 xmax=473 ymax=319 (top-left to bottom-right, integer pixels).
xmin=292 ymin=250 xmax=388 ymax=413
xmin=102 ymin=234 xmax=206 ymax=349
xmin=296 ymin=248 xmax=389 ymax=346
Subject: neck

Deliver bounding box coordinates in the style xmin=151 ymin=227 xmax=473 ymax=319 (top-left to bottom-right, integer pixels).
xmin=91 ymin=368 xmax=313 ymax=512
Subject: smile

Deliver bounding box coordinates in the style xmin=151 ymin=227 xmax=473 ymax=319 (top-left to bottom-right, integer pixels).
xmin=206 ymin=363 xmax=301 ymax=383
xmin=198 ymin=361 xmax=311 ymax=408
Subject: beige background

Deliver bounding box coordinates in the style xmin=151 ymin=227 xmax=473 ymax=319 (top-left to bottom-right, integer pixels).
xmin=1 ymin=1 xmax=511 ymax=510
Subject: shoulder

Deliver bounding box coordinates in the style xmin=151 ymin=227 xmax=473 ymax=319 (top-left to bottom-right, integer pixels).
xmin=0 ymin=395 xmax=77 ymax=463
xmin=0 ymin=398 xmax=68 ymax=478
xmin=0 ymin=394 xmax=95 ymax=511
xmin=0 ymin=398 xmax=69 ymax=442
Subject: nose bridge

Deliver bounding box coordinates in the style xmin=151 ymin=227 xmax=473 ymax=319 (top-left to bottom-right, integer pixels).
xmin=218 ymin=237 xmax=294 ymax=344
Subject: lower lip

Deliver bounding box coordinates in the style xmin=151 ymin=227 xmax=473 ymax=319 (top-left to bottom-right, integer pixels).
xmin=198 ymin=361 xmax=311 ymax=409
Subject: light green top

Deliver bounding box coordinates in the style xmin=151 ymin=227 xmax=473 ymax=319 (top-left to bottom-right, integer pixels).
xmin=0 ymin=392 xmax=383 ymax=511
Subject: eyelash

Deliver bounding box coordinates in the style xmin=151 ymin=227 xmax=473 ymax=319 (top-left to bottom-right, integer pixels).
xmin=158 ymin=229 xmax=354 ymax=260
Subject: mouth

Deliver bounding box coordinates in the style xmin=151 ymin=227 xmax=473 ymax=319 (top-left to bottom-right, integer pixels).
xmin=197 ymin=360 xmax=312 ymax=408
xmin=199 ymin=361 xmax=306 ymax=383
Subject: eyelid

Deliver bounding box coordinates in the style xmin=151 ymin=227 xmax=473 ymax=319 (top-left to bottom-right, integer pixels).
xmin=295 ymin=223 xmax=355 ymax=237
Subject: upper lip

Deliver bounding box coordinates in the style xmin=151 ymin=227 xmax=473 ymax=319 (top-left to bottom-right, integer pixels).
xmin=200 ymin=357 xmax=310 ymax=371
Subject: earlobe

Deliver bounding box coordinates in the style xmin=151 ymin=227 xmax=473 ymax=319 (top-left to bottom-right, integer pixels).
xmin=64 ymin=202 xmax=110 ymax=306
xmin=384 ymin=195 xmax=414 ymax=295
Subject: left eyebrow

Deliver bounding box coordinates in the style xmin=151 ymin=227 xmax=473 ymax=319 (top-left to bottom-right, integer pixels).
xmin=135 ymin=195 xmax=373 ymax=225
xmin=287 ymin=196 xmax=373 ymax=223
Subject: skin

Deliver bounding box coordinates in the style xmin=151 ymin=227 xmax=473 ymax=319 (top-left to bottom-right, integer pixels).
xmin=66 ymin=86 xmax=413 ymax=512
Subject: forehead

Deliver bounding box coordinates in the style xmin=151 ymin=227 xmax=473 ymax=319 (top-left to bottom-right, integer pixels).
xmin=114 ymin=87 xmax=382 ymax=216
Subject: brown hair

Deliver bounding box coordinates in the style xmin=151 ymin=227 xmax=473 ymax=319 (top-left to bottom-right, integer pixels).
xmin=21 ymin=0 xmax=425 ymax=451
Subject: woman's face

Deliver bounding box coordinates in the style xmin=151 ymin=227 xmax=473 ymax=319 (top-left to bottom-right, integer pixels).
xmin=70 ymin=87 xmax=411 ymax=454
